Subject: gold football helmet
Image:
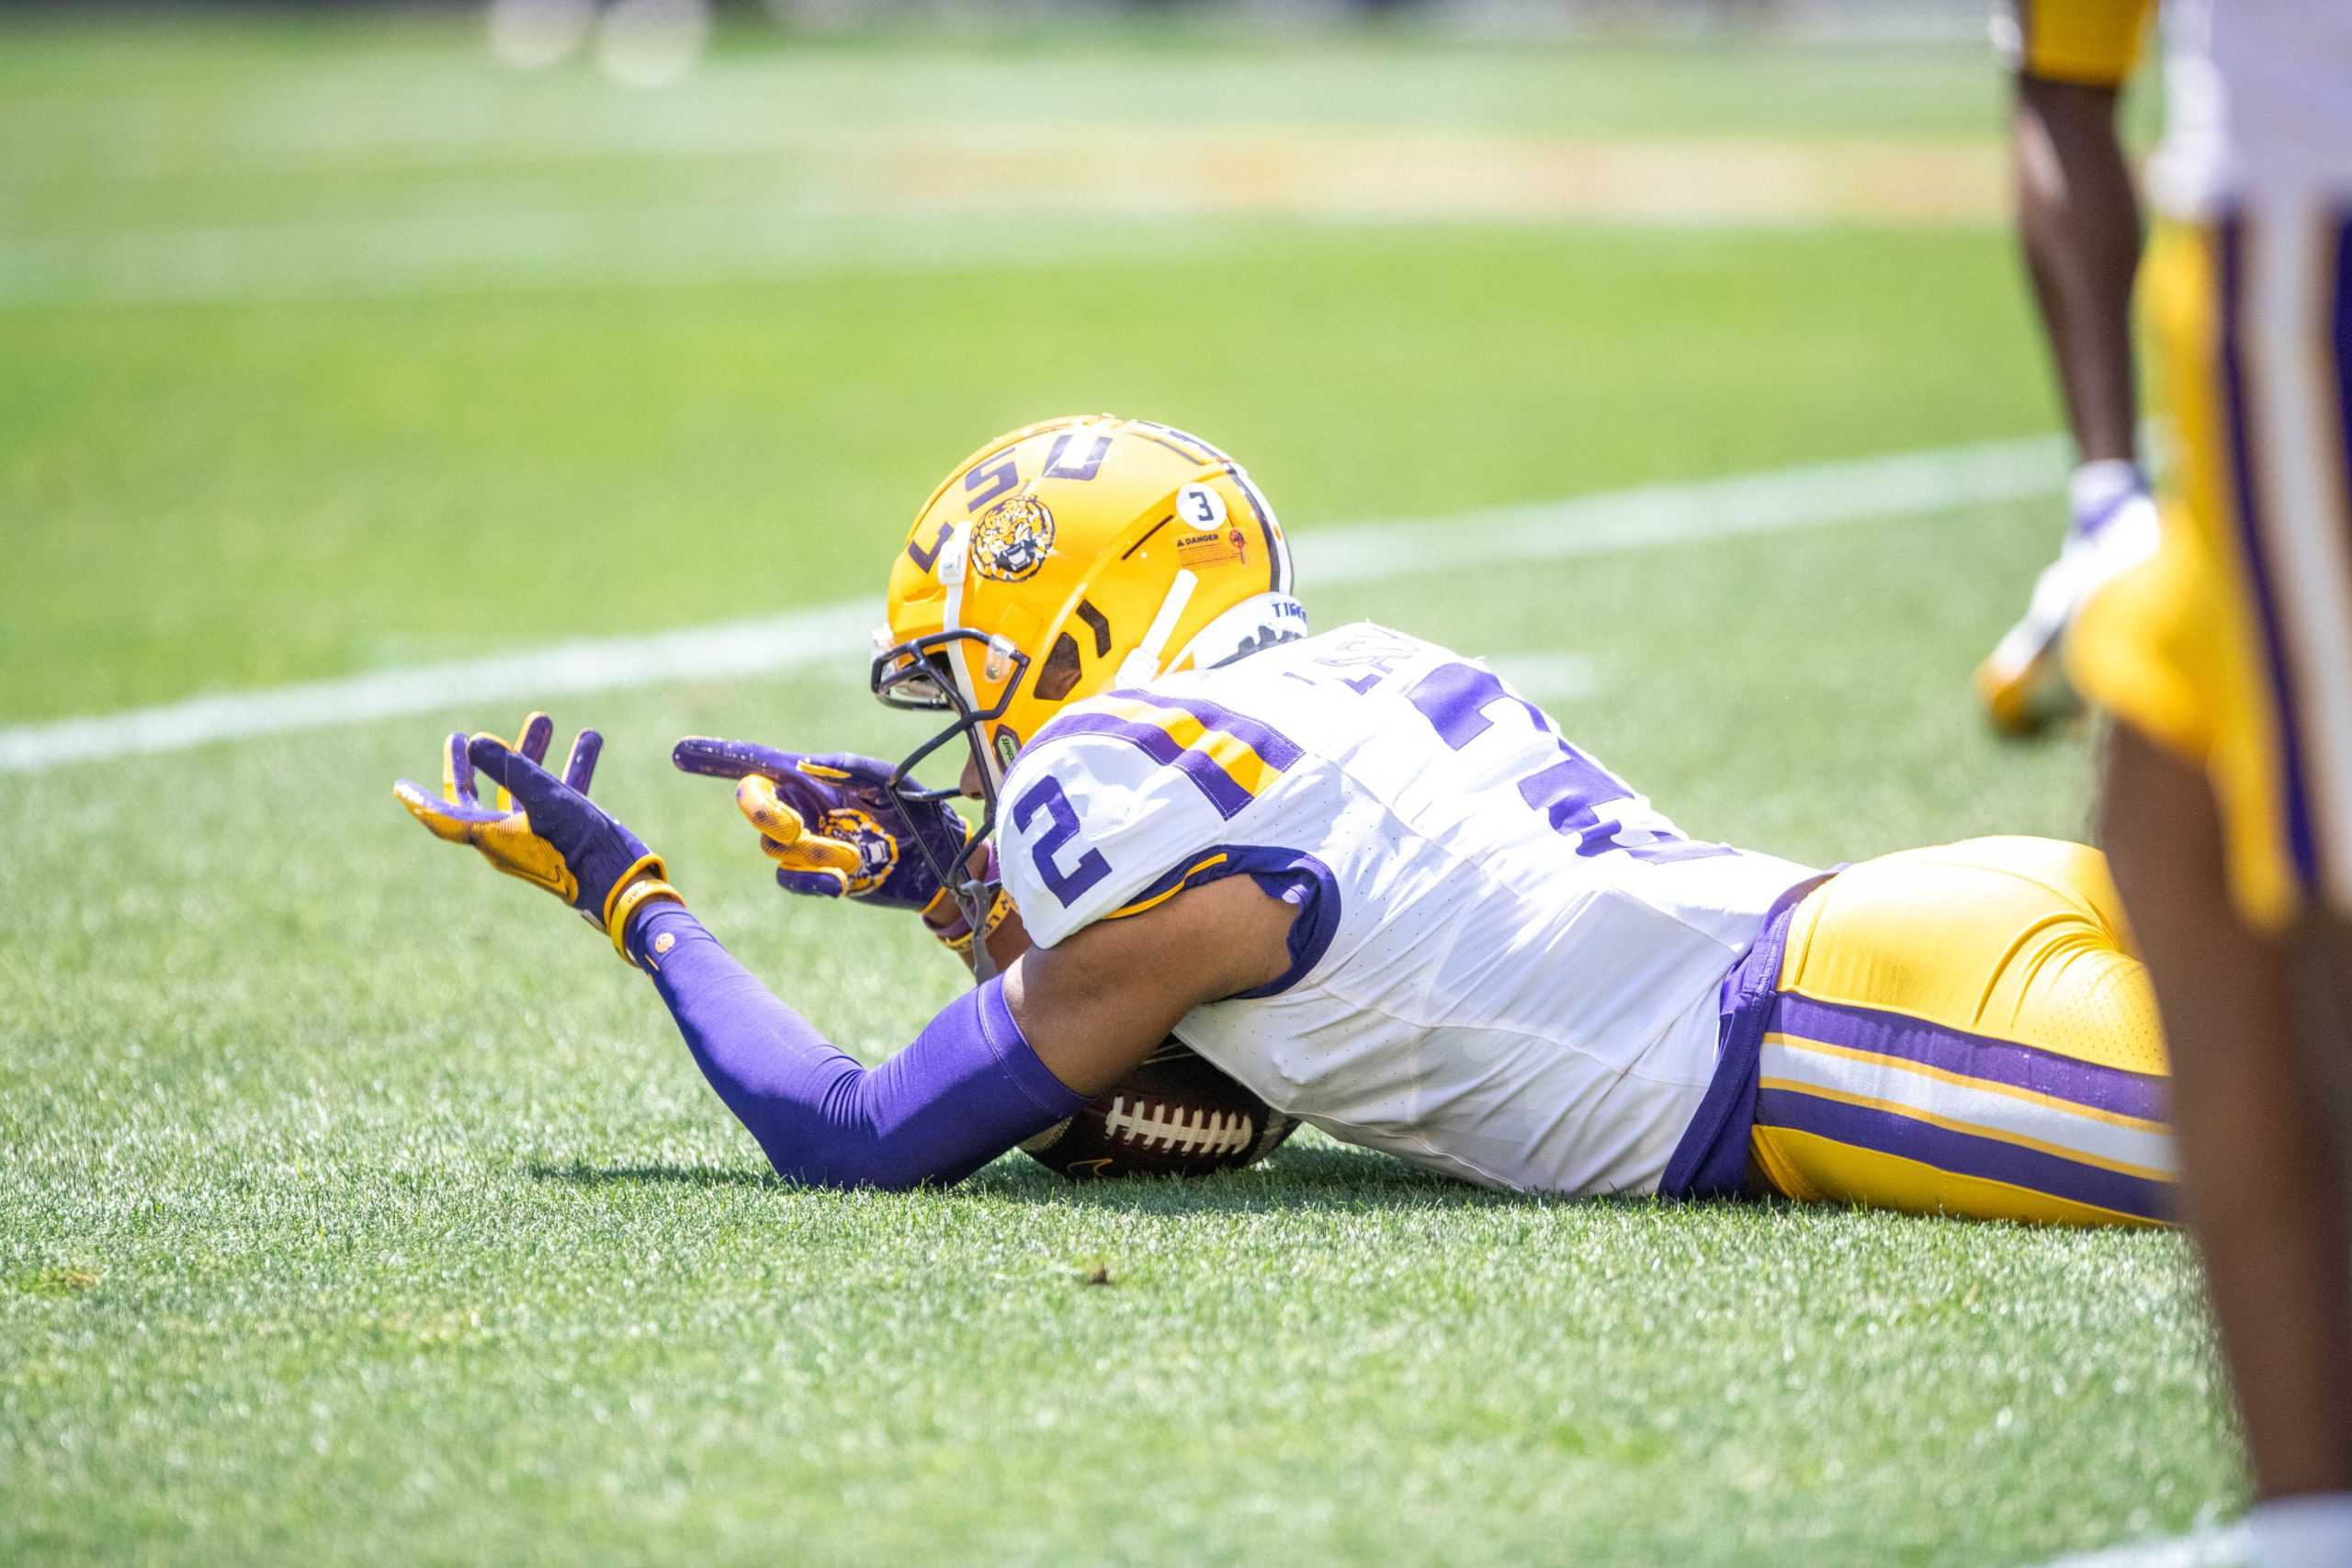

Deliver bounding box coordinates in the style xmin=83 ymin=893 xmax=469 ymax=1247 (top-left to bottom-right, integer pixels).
xmin=870 ymin=415 xmax=1303 ymax=905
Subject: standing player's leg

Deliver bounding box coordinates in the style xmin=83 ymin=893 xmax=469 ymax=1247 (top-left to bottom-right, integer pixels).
xmin=1746 ymin=836 xmax=2175 ymax=1227
xmin=2100 ymin=725 xmax=2352 ymax=1506
xmin=2071 ymin=200 xmax=2352 ymax=1559
xmin=2014 ymin=74 xmax=2142 ymax=475
xmin=1976 ymin=0 xmax=2161 ymax=737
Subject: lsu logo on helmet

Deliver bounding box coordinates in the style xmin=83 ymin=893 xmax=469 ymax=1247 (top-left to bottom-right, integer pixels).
xmin=971 ymin=494 xmax=1056 ymax=582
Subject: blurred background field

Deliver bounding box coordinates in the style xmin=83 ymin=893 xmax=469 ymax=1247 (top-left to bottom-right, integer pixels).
xmin=1 ymin=0 xmax=2159 ymax=722
xmin=0 ymin=6 xmax=2221 ymax=1566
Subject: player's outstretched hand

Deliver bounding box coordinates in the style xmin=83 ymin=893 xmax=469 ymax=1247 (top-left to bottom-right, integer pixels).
xmin=395 ymin=712 xmax=679 ymax=960
xmin=671 ymin=738 xmax=972 ymax=915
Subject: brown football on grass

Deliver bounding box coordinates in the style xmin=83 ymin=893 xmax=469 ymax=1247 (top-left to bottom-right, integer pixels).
xmin=1019 ymin=1038 xmax=1300 ymax=1179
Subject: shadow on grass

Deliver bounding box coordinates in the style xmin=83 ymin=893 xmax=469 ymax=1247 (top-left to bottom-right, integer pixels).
xmin=971 ymin=1140 xmax=1521 ymax=1209
xmin=526 ymin=1159 xmax=786 ymax=1191
xmin=526 ymin=1143 xmax=1704 ymax=1220
xmin=522 ymin=1154 xmax=2177 ymax=1239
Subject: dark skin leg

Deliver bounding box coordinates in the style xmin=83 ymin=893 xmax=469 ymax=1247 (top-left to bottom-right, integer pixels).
xmin=2296 ymin=917 xmax=2352 ymax=1205
xmin=2100 ymin=723 xmax=2352 ymax=1498
xmin=2012 ymin=74 xmax=2143 ymax=465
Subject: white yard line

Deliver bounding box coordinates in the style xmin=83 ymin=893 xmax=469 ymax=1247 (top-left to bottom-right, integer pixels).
xmin=1310 ymin=433 xmax=2067 ymax=585
xmin=0 ymin=206 xmax=1247 ymax=310
xmin=0 ymin=604 xmax=874 ymax=776
xmin=0 ymin=433 xmax=2067 ymax=775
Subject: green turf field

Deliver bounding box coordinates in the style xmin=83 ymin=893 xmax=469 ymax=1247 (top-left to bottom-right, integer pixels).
xmin=0 ymin=14 xmax=2231 ymax=1566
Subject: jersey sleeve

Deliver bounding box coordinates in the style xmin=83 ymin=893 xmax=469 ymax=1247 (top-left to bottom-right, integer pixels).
xmin=995 ymin=718 xmax=1242 ymax=949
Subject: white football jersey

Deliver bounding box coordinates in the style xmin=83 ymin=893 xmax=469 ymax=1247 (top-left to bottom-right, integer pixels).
xmin=996 ymin=623 xmax=1819 ymax=1197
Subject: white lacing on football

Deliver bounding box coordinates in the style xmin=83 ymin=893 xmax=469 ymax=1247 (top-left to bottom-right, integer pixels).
xmin=1102 ymin=1097 xmax=1255 ymax=1157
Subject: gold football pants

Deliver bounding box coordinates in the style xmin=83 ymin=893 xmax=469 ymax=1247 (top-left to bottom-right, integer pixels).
xmin=1991 ymin=0 xmax=2154 ymax=87
xmin=2070 ymin=209 xmax=2352 ymax=931
xmin=1749 ymin=838 xmax=2174 ymax=1226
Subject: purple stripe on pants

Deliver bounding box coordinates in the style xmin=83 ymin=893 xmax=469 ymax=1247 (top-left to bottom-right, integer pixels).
xmin=1771 ymin=994 xmax=2169 ymax=1123
xmin=2335 ymin=217 xmax=2352 ymax=531
xmin=2335 ymin=215 xmax=2352 ymax=886
xmin=1755 ymin=1087 xmax=2173 ymax=1222
xmin=2219 ymin=215 xmax=2324 ymax=891
xmin=1102 ymin=690 xmax=1306 ymax=771
xmin=1027 ymin=710 xmax=1256 ymax=818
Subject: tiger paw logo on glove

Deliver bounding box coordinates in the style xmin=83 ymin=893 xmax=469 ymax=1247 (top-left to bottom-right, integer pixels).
xmin=671 ymin=739 xmax=977 ymax=913
xmin=971 ymin=495 xmax=1056 ymax=582
xmin=817 ymin=807 xmax=900 ymax=897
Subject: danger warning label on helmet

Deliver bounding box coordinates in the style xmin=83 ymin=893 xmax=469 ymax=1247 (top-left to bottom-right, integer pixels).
xmin=1174 ymin=526 xmax=1249 ymax=570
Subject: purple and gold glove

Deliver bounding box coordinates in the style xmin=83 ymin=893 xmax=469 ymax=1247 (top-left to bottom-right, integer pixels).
xmin=396 ymin=712 xmax=679 ymax=961
xmin=670 ymin=739 xmax=976 ymax=913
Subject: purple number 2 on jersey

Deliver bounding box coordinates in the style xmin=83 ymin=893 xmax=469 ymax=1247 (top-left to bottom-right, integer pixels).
xmin=1404 ymin=662 xmax=1724 ymax=863
xmin=1012 ymin=775 xmax=1113 ymax=907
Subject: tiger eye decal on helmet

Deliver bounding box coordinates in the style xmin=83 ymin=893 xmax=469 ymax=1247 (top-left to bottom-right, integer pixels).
xmin=971 ymin=495 xmax=1056 ymax=582
xmin=1074 ymin=600 xmax=1114 ymax=658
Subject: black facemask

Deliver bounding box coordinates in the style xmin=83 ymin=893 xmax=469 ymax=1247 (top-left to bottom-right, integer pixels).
xmin=869 ymin=627 xmax=1033 ymax=965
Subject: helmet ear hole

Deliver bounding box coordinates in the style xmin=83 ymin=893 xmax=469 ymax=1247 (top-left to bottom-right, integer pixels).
xmin=1035 ymin=633 xmax=1086 ymax=702
xmin=1074 ymin=599 xmax=1114 ymax=659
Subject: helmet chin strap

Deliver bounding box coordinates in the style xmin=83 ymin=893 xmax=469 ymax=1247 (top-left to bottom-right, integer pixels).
xmin=1114 ymin=570 xmax=1199 ymax=689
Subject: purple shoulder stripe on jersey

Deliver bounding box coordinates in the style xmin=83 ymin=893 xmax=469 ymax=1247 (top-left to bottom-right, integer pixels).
xmin=1658 ymin=872 xmax=1836 ymax=1201
xmin=1753 ymin=1087 xmax=2173 ymax=1222
xmin=1027 ymin=710 xmax=1256 ymax=818
xmin=1771 ymin=994 xmax=2170 ymax=1124
xmin=1113 ymin=843 xmax=1340 ymax=998
xmin=1102 ymin=689 xmax=1306 ymax=770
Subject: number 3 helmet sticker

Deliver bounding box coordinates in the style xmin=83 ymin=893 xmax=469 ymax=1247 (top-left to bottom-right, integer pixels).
xmin=1176 ymin=483 xmax=1227 ymax=527
xmin=1173 ymin=482 xmax=1247 ymax=570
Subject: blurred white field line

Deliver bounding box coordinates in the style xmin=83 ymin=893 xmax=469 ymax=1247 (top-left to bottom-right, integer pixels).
xmin=1310 ymin=433 xmax=2071 ymax=585
xmin=0 ymin=135 xmax=2002 ymax=309
xmin=3 ymin=57 xmax=1998 ymax=173
xmin=2022 ymin=1520 xmax=2249 ymax=1568
xmin=0 ymin=606 xmax=878 ymax=779
xmin=0 ymin=433 xmax=2068 ymax=776
xmin=0 ymin=208 xmax=1248 ymax=310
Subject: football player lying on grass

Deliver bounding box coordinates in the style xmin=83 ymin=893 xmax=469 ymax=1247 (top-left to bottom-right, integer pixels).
xmin=399 ymin=416 xmax=2176 ymax=1223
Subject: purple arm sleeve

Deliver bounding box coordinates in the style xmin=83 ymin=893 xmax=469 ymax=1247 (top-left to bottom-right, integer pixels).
xmin=627 ymin=904 xmax=1084 ymax=1190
